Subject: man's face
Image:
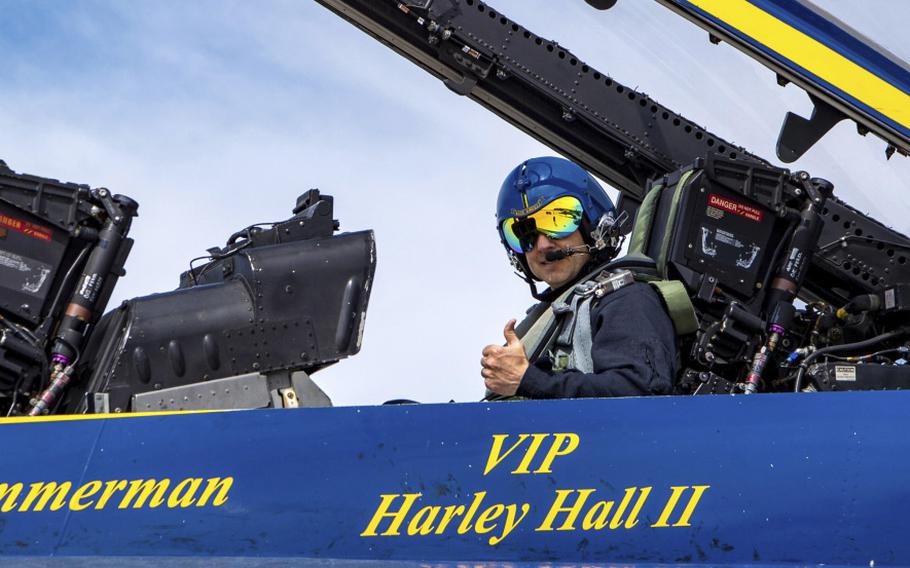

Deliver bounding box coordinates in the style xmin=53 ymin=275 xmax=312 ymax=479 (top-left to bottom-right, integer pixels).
xmin=525 ymin=229 xmax=589 ymax=290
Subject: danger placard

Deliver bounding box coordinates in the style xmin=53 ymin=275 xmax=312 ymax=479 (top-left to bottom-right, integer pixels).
xmin=0 ymin=213 xmax=53 ymax=241
xmin=707 ymin=194 xmax=764 ymax=223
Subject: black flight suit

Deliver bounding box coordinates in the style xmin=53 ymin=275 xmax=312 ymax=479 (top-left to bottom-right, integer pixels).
xmin=516 ymin=281 xmax=677 ymax=398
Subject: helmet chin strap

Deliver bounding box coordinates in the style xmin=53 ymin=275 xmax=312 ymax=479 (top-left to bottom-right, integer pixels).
xmin=507 ymin=250 xmax=550 ymax=301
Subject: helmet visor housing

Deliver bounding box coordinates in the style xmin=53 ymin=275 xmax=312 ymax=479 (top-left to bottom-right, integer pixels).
xmin=501 ymin=195 xmax=583 ymax=253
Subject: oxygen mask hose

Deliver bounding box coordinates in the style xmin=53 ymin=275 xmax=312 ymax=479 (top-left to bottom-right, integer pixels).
xmin=28 ymin=355 xmax=74 ymax=416
xmin=26 ymin=190 xmax=137 ymax=416
xmin=749 ymin=177 xmax=828 ymax=394
xmin=744 ymin=303 xmax=795 ymax=394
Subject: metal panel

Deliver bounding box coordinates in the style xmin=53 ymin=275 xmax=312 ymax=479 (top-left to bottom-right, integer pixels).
xmin=131 ymin=373 xmax=271 ymax=411
xmin=0 ymin=392 xmax=906 ymax=564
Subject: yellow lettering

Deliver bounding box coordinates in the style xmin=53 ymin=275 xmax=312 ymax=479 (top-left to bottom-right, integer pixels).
xmin=488 ymin=503 xmax=530 ymax=545
xmin=407 ymin=505 xmax=440 ymax=536
xmin=512 ymin=434 xmax=549 ymax=474
xmin=651 ymin=486 xmax=689 ymax=527
xmin=536 ymin=489 xmax=596 ymax=531
xmin=533 ymin=433 xmax=580 ymax=474
xmin=474 ymin=504 xmax=505 ymax=534
xmin=20 ymin=482 xmax=71 ymax=512
xmin=457 ymin=492 xmax=487 ymax=534
xmin=623 ymin=486 xmax=652 ymax=529
xmin=673 ymin=485 xmax=710 ymax=527
xmin=95 ymin=480 xmax=128 ymax=509
xmin=608 ymin=486 xmax=637 ymax=529
xmin=0 ymin=483 xmax=22 ymax=513
xmin=434 ymin=504 xmax=465 ymax=534
xmin=483 ymin=434 xmax=529 ymax=475
xmin=167 ymin=478 xmax=203 ymax=508
xmin=581 ymin=500 xmax=614 ymax=530
xmin=69 ymin=481 xmax=102 ymax=511
xmin=361 ymin=493 xmax=422 ymax=537
xmin=196 ymin=477 xmax=233 ymax=507
xmin=118 ymin=479 xmax=170 ymax=509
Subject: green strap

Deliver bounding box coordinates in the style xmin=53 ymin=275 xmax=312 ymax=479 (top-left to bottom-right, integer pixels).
xmin=627 ymin=183 xmax=663 ymax=256
xmin=656 ymin=169 xmax=695 ymax=279
xmin=517 ymin=285 xmax=574 ymax=361
xmin=648 ymin=280 xmax=699 ymax=336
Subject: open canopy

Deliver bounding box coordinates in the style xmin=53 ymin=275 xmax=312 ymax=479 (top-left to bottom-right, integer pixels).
xmin=655 ymin=0 xmax=910 ymax=161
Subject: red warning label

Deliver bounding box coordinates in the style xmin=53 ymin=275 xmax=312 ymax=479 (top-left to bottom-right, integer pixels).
xmin=707 ymin=194 xmax=764 ymax=223
xmin=0 ymin=213 xmax=53 ymax=241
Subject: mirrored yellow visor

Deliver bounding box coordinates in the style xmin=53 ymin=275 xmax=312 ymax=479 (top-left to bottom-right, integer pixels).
xmin=501 ymin=195 xmax=583 ymax=253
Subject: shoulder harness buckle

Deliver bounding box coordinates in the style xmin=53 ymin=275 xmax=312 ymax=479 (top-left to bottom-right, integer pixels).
xmin=576 ymin=268 xmax=635 ymax=298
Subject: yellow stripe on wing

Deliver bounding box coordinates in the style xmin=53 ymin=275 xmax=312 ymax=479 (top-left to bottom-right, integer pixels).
xmin=689 ymin=0 xmax=910 ymax=130
xmin=0 ymin=408 xmax=232 ymax=425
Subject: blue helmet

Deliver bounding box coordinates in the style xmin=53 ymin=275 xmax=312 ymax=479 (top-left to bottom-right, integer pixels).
xmin=496 ymin=156 xmax=619 ymax=286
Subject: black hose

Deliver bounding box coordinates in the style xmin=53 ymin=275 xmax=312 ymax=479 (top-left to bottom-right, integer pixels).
xmin=37 ymin=245 xmax=91 ymax=341
xmin=793 ymin=328 xmax=908 ymax=392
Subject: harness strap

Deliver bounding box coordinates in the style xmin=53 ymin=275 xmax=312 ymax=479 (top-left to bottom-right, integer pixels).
xmin=551 ymin=293 xmax=588 ymax=372
xmin=657 ymin=169 xmax=696 ymax=279
xmin=647 ymin=279 xmax=699 ymax=336
xmin=550 ymin=269 xmax=635 ymax=373
xmin=628 ymin=183 xmax=663 ymax=256
xmin=517 ymin=286 xmax=574 ymax=362
xmin=569 ymin=296 xmax=595 ymax=373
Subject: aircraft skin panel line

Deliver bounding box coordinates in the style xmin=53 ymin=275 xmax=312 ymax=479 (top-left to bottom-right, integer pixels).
xmin=676 ymin=0 xmax=910 ymax=138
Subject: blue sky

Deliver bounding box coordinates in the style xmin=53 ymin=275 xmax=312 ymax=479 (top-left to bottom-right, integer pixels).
xmin=1 ymin=1 xmax=908 ymax=405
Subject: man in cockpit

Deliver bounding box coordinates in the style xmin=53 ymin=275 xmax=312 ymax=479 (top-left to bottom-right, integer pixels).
xmin=480 ymin=156 xmax=677 ymax=398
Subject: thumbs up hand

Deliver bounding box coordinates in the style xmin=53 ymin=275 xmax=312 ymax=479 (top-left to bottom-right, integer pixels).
xmin=481 ymin=319 xmax=530 ymax=396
